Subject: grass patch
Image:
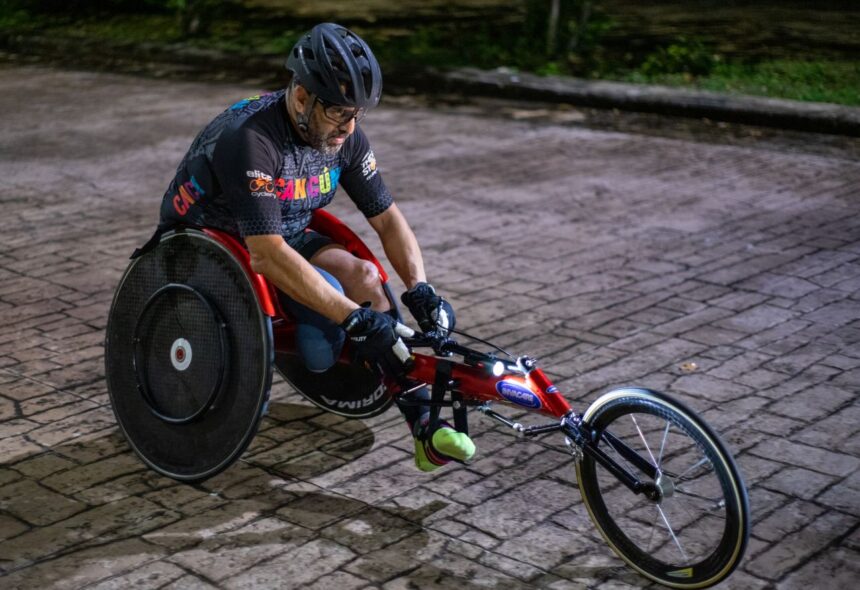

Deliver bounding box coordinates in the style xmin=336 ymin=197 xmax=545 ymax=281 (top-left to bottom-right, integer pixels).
xmin=622 ymin=59 xmax=860 ymax=106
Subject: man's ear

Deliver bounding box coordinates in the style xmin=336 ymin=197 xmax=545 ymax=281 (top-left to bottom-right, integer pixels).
xmin=293 ymin=83 xmax=310 ymax=111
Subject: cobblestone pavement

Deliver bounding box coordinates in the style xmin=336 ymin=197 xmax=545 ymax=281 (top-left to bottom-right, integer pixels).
xmin=1 ymin=64 xmax=858 ymax=589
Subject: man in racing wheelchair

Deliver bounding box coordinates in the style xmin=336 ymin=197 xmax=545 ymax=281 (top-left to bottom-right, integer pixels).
xmin=156 ymin=23 xmax=474 ymax=472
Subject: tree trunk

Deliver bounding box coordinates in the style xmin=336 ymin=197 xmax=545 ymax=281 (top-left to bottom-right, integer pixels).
xmin=546 ymin=0 xmax=561 ymax=56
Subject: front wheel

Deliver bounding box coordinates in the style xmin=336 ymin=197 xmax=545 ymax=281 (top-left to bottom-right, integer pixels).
xmin=575 ymin=388 xmax=749 ymax=589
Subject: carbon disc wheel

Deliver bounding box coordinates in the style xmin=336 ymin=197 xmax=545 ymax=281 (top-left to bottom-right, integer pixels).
xmin=105 ymin=229 xmax=272 ymax=482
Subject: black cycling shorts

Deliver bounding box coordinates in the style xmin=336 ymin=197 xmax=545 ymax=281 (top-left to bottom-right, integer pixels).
xmin=286 ymin=229 xmax=336 ymax=261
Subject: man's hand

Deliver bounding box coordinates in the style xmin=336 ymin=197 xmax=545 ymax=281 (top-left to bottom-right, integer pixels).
xmin=401 ymin=282 xmax=456 ymax=335
xmin=341 ymin=307 xmax=412 ymax=377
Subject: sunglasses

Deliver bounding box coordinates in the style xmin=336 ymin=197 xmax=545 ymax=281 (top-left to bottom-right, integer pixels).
xmin=314 ymin=96 xmax=367 ymax=126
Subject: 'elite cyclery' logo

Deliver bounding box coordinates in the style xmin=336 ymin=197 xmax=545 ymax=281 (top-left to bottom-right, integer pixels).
xmin=496 ymin=380 xmax=542 ymax=409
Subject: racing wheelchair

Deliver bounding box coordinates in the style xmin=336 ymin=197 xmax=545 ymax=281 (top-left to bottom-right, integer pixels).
xmin=105 ymin=210 xmax=750 ymax=589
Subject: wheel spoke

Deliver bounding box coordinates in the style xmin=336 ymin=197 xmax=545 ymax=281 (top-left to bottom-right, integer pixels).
xmin=656 ymin=504 xmax=689 ymax=562
xmin=675 ymin=488 xmax=727 ymax=514
xmin=675 ymin=456 xmax=712 ymax=482
xmin=630 ymin=414 xmax=658 ymax=469
xmin=646 ymin=505 xmax=662 ymax=553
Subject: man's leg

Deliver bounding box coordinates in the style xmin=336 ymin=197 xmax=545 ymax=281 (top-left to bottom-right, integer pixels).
xmin=310 ymin=245 xmax=475 ymax=470
xmin=278 ymin=266 xmax=346 ymax=372
xmin=309 ymin=245 xmax=390 ymax=311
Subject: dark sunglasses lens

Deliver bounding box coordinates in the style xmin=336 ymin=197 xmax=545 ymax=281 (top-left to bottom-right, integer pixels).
xmin=323 ymin=104 xmax=365 ymax=124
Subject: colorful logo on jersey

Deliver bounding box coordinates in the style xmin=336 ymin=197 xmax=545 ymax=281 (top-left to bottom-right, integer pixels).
xmin=360 ymin=150 xmax=377 ymax=179
xmin=172 ymin=176 xmax=206 ymax=216
xmin=247 ymin=167 xmax=342 ymax=201
xmin=247 ymin=170 xmax=276 ymax=198
xmin=230 ymin=95 xmax=263 ymax=111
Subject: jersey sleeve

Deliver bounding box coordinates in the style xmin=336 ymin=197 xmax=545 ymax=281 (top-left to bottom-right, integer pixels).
xmin=212 ymin=125 xmax=283 ymax=237
xmin=339 ymin=126 xmax=394 ymax=218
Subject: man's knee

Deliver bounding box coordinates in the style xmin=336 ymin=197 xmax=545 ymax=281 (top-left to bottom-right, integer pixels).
xmin=354 ymin=259 xmax=381 ymax=292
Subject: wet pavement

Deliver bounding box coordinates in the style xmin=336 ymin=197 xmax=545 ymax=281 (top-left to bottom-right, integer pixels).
xmin=1 ymin=63 xmax=859 ymax=589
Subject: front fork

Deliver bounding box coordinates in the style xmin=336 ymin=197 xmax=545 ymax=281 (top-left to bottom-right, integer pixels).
xmin=478 ymin=407 xmax=662 ymax=501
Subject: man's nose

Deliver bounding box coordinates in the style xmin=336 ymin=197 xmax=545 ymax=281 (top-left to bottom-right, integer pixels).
xmin=339 ymin=118 xmax=356 ymax=135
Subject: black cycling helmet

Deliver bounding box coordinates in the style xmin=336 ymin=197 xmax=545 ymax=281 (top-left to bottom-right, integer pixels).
xmin=286 ymin=23 xmax=383 ymax=109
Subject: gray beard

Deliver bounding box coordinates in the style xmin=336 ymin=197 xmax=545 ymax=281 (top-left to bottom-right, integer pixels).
xmin=307 ymin=126 xmax=344 ymax=156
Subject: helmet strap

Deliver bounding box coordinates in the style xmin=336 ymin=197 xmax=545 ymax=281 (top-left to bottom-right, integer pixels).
xmin=286 ymin=79 xmax=312 ymax=136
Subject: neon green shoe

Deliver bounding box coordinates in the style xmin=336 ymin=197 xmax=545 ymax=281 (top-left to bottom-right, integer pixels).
xmin=414 ymin=426 xmax=476 ymax=472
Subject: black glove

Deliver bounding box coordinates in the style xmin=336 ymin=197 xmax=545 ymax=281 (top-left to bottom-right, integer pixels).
xmin=401 ymin=282 xmax=456 ymax=335
xmin=341 ymin=307 xmax=412 ymax=378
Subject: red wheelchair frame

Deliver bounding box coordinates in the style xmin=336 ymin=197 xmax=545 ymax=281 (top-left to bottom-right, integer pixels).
xmin=203 ymin=209 xmax=573 ymax=422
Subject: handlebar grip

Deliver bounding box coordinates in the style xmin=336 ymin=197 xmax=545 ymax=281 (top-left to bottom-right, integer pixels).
xmin=395 ymin=322 xmax=416 ymax=339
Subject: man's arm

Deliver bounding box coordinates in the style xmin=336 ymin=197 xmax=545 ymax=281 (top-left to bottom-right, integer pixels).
xmin=367 ymin=203 xmax=426 ymax=290
xmin=246 ymin=234 xmax=358 ymax=324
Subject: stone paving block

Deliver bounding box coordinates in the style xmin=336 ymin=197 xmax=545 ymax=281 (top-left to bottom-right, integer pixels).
xmin=320 ymin=506 xmax=422 ymax=554
xmin=26 ymin=406 xmax=115 ymax=449
xmin=456 ymin=478 xmax=578 ymax=540
xmin=0 ymin=497 xmax=177 ymax=570
xmin=768 ymin=383 xmax=854 ymax=422
xmin=706 ymin=351 xmax=772 ymax=381
xmin=142 ymin=499 xmax=269 ymax=551
xmin=85 ymin=560 xmax=187 ymax=590
xmin=708 ymin=291 xmax=770 ymax=312
xmin=303 ymin=571 xmax=370 ymax=590
xmin=745 ymin=511 xmax=857 ymax=581
xmin=737 ymin=272 xmax=820 ymax=298
xmin=651 ymin=307 xmax=735 ymax=337
xmin=0 ymin=376 xmax=57 ymax=401
xmin=716 ymin=304 xmax=798 ymax=334
xmin=47 ymin=432 xmax=127 ymax=465
xmin=683 ymin=324 xmax=747 ymax=346
xmin=494 ymin=520 xmax=593 ymax=571
xmin=151 ymin=574 xmax=222 ymax=590
xmin=0 ymin=538 xmax=165 ymax=590
xmin=344 ymin=527 xmax=453 ymax=583
xmin=276 ymin=490 xmax=367 ymax=531
xmin=815 ymin=480 xmax=860 ymax=517
xmin=222 ymin=538 xmax=356 ymax=589
xmin=0 ymin=478 xmax=87 ymax=526
xmin=453 ymin=448 xmax=571 ymax=506
xmin=477 ymin=550 xmax=547 ymax=583
xmin=753 ymin=499 xmax=828 ymax=544
xmin=736 ymin=367 xmax=792 ymax=389
xmin=385 ymin=487 xmax=469 ymax=527
xmin=760 ymin=467 xmax=839 ymax=501
xmin=74 ymin=470 xmax=163 ymax=505
xmin=671 ymin=373 xmax=755 ymax=403
xmin=749 ymin=438 xmax=860 ymax=477
xmin=0 ymin=436 xmax=43 ymax=466
xmin=382 ymin=549 xmax=533 ymax=590
xmin=765 ymin=341 xmax=841 ymax=375
xmin=777 ymin=547 xmax=860 ymax=590
xmin=0 ymin=514 xmax=29 ymax=542
xmin=745 ymin=412 xmax=806 ymax=439
xmin=168 ymin=517 xmax=312 ymax=581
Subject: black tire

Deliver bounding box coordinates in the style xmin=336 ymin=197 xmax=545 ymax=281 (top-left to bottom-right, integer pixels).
xmin=575 ymin=388 xmax=749 ymax=589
